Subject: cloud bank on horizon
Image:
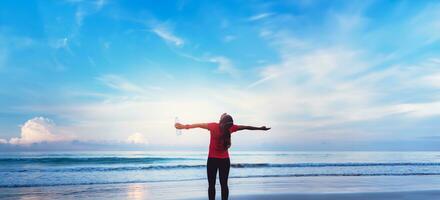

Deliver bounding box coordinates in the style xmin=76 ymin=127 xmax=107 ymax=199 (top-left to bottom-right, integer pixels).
xmin=0 ymin=0 xmax=440 ymax=150
xmin=8 ymin=117 xmax=73 ymax=145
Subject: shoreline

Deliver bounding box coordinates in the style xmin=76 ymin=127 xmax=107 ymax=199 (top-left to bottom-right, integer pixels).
xmin=3 ymin=173 xmax=440 ymax=189
xmin=2 ymin=175 xmax=440 ymax=199
xmin=189 ymin=190 xmax=440 ymax=200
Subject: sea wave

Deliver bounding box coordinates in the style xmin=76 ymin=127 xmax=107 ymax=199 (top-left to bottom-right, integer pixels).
xmin=232 ymin=162 xmax=440 ymax=168
xmin=1 ymin=172 xmax=440 ymax=188
xmin=0 ymin=157 xmax=200 ymax=165
xmin=3 ymin=162 xmax=440 ymax=172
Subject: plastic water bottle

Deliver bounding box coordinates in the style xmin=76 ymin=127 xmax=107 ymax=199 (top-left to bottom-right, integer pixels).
xmin=175 ymin=117 xmax=182 ymax=136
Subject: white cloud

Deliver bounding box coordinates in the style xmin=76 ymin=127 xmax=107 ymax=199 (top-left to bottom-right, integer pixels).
xmin=248 ymin=13 xmax=273 ymax=21
xmin=126 ymin=132 xmax=148 ymax=144
xmin=95 ymin=0 xmax=106 ymax=10
xmin=259 ymin=29 xmax=273 ymax=37
xmin=18 ymin=90 xmax=235 ymax=146
xmin=103 ymin=41 xmax=111 ymax=49
xmin=9 ymin=117 xmax=75 ymax=145
xmin=248 ymin=46 xmax=366 ymax=89
xmin=208 ymin=56 xmax=238 ymax=77
xmin=422 ymin=73 xmax=440 ymax=88
xmin=247 ymin=72 xmax=278 ymax=88
xmin=52 ymin=38 xmax=70 ymax=50
xmin=152 ymin=24 xmax=184 ymax=47
xmin=394 ymin=102 xmax=440 ymax=118
xmin=410 ymin=3 xmax=440 ymax=44
xmin=176 ymin=52 xmax=239 ymax=77
xmin=69 ymin=0 xmax=107 ymax=34
xmin=97 ymin=74 xmax=148 ymax=94
xmin=0 ymin=139 xmax=7 ymax=144
xmin=75 ymin=9 xmax=85 ymax=27
xmin=50 ymin=39 xmax=73 ymax=58
xmin=326 ymin=3 xmax=370 ymax=35
xmin=245 ymin=27 xmax=440 ymax=132
xmin=223 ymin=35 xmax=236 ymax=42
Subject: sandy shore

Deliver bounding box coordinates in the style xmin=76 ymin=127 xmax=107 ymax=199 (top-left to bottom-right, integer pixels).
xmin=2 ymin=176 xmax=440 ymax=199
xmin=191 ymin=191 xmax=440 ymax=200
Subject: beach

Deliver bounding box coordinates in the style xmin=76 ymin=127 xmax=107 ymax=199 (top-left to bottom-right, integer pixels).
xmin=2 ymin=151 xmax=440 ymax=199
xmin=2 ymin=0 xmax=440 ymax=199
xmin=2 ymin=176 xmax=440 ymax=199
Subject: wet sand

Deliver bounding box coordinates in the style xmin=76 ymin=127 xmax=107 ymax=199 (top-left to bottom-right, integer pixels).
xmin=2 ymin=176 xmax=440 ymax=199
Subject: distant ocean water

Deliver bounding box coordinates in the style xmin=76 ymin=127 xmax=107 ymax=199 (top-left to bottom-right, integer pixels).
xmin=1 ymin=151 xmax=440 ymax=188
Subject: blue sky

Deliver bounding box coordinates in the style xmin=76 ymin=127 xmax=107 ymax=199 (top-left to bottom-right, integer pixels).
xmin=0 ymin=0 xmax=440 ymax=150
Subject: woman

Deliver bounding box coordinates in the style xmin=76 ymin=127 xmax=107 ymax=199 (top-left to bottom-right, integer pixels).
xmin=175 ymin=113 xmax=270 ymax=200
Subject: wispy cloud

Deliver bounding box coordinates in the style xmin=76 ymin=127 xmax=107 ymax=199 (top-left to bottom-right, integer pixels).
xmin=176 ymin=52 xmax=239 ymax=77
xmin=96 ymin=74 xmax=161 ymax=95
xmin=75 ymin=9 xmax=85 ymax=27
xmin=0 ymin=33 xmax=36 ymax=70
xmin=223 ymin=35 xmax=236 ymax=42
xmin=95 ymin=0 xmax=106 ymax=10
xmin=422 ymin=73 xmax=440 ymax=88
xmin=52 ymin=38 xmax=70 ymax=49
xmin=15 ymin=92 xmax=230 ymax=146
xmin=245 ymin=11 xmax=440 ymax=136
xmin=410 ymin=3 xmax=440 ymax=44
xmin=246 ymin=72 xmax=278 ymax=88
xmin=64 ymin=0 xmax=108 ymax=45
xmin=248 ymin=13 xmax=274 ymax=21
xmin=126 ymin=132 xmax=149 ymax=144
xmin=208 ymin=56 xmax=238 ymax=77
xmin=152 ymin=24 xmax=184 ymax=47
xmin=394 ymin=101 xmax=440 ymax=118
xmin=70 ymin=0 xmax=107 ymax=26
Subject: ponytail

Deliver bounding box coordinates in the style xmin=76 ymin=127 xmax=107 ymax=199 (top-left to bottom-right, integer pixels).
xmin=219 ymin=114 xmax=233 ymax=150
xmin=220 ymin=123 xmax=231 ymax=150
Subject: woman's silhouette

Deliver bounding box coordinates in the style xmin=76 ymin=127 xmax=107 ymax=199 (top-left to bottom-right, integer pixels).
xmin=175 ymin=113 xmax=270 ymax=200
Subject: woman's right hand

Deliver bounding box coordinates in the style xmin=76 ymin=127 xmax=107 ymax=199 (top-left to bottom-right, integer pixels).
xmin=260 ymin=126 xmax=271 ymax=131
xmin=175 ymin=123 xmax=185 ymax=129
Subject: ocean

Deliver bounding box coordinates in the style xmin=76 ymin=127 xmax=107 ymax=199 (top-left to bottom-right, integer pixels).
xmin=1 ymin=151 xmax=440 ymax=188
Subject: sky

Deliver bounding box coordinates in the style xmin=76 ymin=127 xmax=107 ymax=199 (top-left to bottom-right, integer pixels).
xmin=0 ymin=0 xmax=440 ymax=151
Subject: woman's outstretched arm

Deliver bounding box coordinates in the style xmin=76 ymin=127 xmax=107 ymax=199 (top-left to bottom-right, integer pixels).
xmin=237 ymin=125 xmax=271 ymax=131
xmin=175 ymin=123 xmax=209 ymax=130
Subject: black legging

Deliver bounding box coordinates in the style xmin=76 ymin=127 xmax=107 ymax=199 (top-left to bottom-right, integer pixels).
xmin=207 ymin=158 xmax=230 ymax=200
